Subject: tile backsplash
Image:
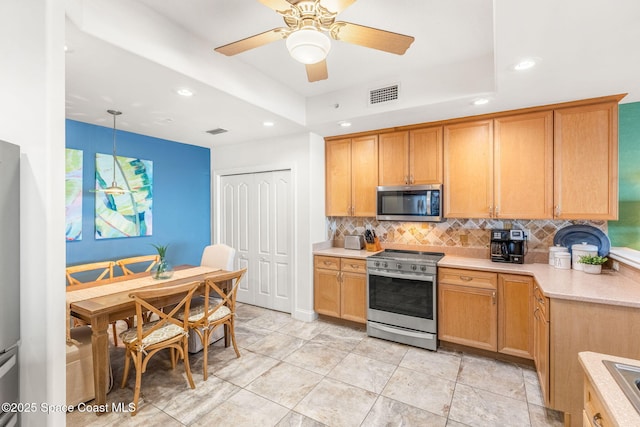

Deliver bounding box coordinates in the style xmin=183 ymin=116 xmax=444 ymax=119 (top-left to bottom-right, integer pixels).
xmin=327 ymin=217 xmax=608 ymax=263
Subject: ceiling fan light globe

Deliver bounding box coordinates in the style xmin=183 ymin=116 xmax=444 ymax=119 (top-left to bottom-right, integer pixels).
xmin=286 ymin=29 xmax=331 ymax=65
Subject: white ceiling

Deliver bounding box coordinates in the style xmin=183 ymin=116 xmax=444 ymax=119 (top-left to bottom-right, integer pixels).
xmin=65 ymin=0 xmax=640 ymax=148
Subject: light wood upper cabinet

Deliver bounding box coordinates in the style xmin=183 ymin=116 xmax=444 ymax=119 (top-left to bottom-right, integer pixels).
xmin=379 ymin=127 xmax=443 ymax=185
xmin=351 ymin=135 xmax=379 ymax=217
xmin=494 ymin=111 xmax=554 ymax=219
xmin=378 ymin=131 xmax=409 ymax=186
xmin=325 ymin=136 xmax=378 ymax=216
xmin=554 ymin=102 xmax=619 ymax=220
xmin=443 ymin=120 xmax=494 ymax=218
xmin=325 ymin=138 xmax=352 ymax=217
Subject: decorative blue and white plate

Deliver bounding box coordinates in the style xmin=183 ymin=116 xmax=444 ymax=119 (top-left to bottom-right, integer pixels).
xmin=553 ymin=225 xmax=610 ymax=257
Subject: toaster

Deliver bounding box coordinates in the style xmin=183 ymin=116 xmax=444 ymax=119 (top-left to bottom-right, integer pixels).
xmin=344 ymin=235 xmax=365 ymax=250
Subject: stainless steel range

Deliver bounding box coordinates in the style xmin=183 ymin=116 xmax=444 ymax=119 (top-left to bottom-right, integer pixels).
xmin=366 ymin=249 xmax=444 ymax=351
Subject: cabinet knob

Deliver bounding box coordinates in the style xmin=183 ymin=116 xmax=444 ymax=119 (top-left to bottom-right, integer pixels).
xmin=555 ymin=205 xmax=560 ymax=216
xmin=460 ymin=275 xmax=473 ymax=281
xmin=492 ymin=291 xmax=496 ymax=305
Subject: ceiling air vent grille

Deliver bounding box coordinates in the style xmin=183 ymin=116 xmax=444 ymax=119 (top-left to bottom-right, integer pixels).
xmin=206 ymin=128 xmax=228 ymax=135
xmin=369 ymin=84 xmax=399 ymax=105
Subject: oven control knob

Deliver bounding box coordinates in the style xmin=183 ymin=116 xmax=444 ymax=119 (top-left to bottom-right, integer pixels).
xmin=383 ymin=262 xmax=388 ymax=268
xmin=411 ymin=264 xmax=417 ymax=271
xmin=420 ymin=265 xmax=427 ymax=272
xmin=374 ymin=261 xmax=380 ymax=267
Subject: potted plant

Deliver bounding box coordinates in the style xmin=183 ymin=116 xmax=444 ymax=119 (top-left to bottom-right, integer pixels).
xmin=578 ymin=254 xmax=608 ymax=274
xmin=151 ymin=243 xmax=174 ymax=279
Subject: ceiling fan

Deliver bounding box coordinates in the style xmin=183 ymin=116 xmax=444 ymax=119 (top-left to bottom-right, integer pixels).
xmin=214 ymin=0 xmax=415 ymax=82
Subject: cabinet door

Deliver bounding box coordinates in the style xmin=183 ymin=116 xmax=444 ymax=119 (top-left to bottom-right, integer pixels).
xmin=498 ymin=274 xmax=533 ymax=359
xmin=534 ymin=301 xmax=550 ymax=406
xmin=494 ymin=111 xmax=553 ymax=219
xmin=444 ymin=120 xmax=494 ymax=218
xmin=410 ymin=126 xmax=443 ymax=184
xmin=314 ymin=267 xmax=341 ymax=318
xmin=340 ymin=272 xmax=366 ymax=323
xmin=379 ymin=131 xmax=409 ymax=185
xmin=554 ymin=102 xmax=618 ymax=220
xmin=351 ymin=135 xmax=379 ymax=217
xmin=325 ymin=139 xmax=352 ymax=216
xmin=438 ymin=283 xmax=497 ymax=351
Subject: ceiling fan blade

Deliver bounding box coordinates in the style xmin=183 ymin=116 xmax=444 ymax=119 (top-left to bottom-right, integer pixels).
xmin=306 ymin=60 xmax=328 ymax=82
xmin=320 ymin=0 xmax=357 ymax=13
xmin=215 ymin=28 xmax=287 ymax=56
xmin=257 ymin=0 xmax=296 ymax=13
xmin=330 ymin=22 xmax=415 ymax=55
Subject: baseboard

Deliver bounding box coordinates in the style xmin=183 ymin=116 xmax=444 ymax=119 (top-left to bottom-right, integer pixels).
xmin=292 ymin=308 xmax=318 ymax=322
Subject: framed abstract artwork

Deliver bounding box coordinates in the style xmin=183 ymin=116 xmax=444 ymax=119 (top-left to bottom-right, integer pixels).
xmin=65 ymin=148 xmax=83 ymax=241
xmin=95 ymin=153 xmax=153 ymax=239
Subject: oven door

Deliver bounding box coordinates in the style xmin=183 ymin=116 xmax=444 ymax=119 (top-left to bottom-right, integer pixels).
xmin=367 ymin=269 xmax=436 ymax=333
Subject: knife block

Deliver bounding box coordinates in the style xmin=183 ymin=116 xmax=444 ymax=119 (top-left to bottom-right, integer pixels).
xmin=366 ymin=237 xmax=382 ymax=252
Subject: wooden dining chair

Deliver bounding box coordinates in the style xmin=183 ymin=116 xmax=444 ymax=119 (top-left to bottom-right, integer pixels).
xmin=180 ymin=268 xmax=246 ymax=380
xmin=66 ymin=261 xmax=123 ymax=344
xmin=119 ymin=280 xmax=200 ymax=415
xmin=116 ymin=254 xmax=160 ymax=276
xmin=65 ymin=261 xmax=115 ymax=286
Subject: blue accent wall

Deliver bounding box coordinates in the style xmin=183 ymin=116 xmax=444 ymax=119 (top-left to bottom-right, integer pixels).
xmin=66 ymin=119 xmax=211 ymax=269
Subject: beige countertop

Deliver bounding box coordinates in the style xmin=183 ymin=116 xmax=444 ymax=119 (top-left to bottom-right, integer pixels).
xmin=440 ymin=256 xmax=640 ymax=308
xmin=579 ymin=351 xmax=640 ymax=426
xmin=312 ymin=245 xmax=640 ymax=308
xmin=313 ymin=247 xmax=380 ymax=259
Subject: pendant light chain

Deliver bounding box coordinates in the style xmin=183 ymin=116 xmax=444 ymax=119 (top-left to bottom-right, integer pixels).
xmin=105 ymin=109 xmax=126 ymax=194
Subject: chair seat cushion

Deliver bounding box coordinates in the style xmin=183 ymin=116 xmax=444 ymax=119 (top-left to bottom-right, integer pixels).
xmin=179 ymin=302 xmax=231 ymax=323
xmin=120 ymin=321 xmax=186 ymax=347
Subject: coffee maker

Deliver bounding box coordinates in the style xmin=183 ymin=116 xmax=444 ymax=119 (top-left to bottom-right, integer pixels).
xmin=490 ymin=229 xmax=526 ymax=264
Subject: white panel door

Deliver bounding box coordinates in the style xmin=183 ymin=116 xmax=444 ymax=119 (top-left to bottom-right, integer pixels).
xmin=220 ymin=174 xmax=253 ymax=305
xmin=220 ymin=170 xmax=292 ymax=312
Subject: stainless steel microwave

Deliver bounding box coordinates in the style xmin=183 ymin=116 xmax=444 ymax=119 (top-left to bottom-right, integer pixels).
xmin=376 ymin=184 xmax=443 ymax=222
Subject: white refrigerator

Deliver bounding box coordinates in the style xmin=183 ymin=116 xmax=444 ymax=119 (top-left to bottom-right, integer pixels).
xmin=0 ymin=140 xmax=20 ymax=427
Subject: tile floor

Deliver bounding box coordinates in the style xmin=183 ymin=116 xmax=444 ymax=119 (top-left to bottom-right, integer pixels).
xmin=67 ymin=304 xmax=564 ymax=427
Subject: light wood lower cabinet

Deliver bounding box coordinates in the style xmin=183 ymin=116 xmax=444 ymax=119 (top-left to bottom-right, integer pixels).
xmin=439 ymin=268 xmax=533 ymax=360
xmin=498 ymin=274 xmax=534 ymax=359
xmin=533 ymin=283 xmax=550 ymax=406
xmin=314 ymin=255 xmax=366 ymax=323
xmin=583 ymin=374 xmax=613 ymax=427
xmin=549 ymin=299 xmax=640 ymax=427
xmin=438 ymin=268 xmax=498 ymax=351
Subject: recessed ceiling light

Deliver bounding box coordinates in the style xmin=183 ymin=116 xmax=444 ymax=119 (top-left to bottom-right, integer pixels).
xmin=176 ymin=88 xmax=194 ymax=97
xmin=514 ymin=59 xmax=536 ymax=71
xmin=339 ymin=121 xmax=352 ymax=127
xmin=472 ymin=98 xmax=489 ymax=106
xmin=263 ymin=121 xmax=275 ymax=127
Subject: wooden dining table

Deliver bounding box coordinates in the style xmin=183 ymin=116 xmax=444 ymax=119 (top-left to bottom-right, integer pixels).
xmin=67 ymin=265 xmax=226 ymax=409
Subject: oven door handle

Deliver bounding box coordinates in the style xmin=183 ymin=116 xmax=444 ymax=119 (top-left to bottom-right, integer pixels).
xmin=368 ymin=270 xmax=434 ymax=282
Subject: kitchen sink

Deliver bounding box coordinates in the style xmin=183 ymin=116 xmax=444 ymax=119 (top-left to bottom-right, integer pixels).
xmin=603 ymin=359 xmax=640 ymax=413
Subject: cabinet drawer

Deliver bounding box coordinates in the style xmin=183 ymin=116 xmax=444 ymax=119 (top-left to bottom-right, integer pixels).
xmin=584 ymin=376 xmax=612 ymax=427
xmin=341 ymin=258 xmax=366 ymax=273
xmin=533 ymin=284 xmax=548 ymax=319
xmin=439 ymin=267 xmax=497 ymax=290
xmin=315 ymin=256 xmax=340 ymax=271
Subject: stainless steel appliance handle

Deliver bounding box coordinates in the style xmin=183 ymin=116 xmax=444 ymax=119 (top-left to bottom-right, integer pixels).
xmin=368 ymin=270 xmax=434 ymax=282
xmin=368 ymin=321 xmax=435 ymax=340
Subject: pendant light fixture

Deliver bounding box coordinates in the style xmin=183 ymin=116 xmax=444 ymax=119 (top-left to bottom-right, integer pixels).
xmin=96 ymin=109 xmax=129 ymax=195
